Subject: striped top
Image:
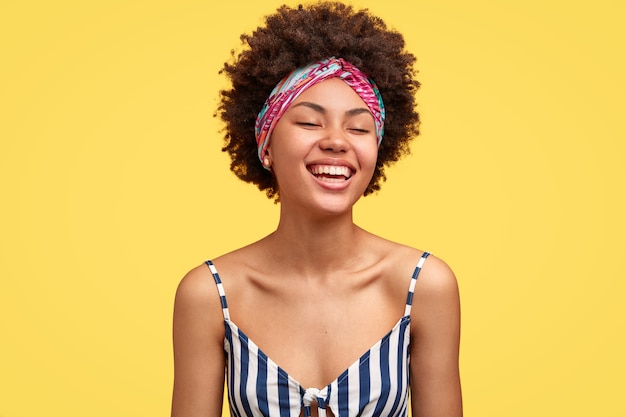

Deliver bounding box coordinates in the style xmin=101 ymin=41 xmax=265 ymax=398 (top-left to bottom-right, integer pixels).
xmin=205 ymin=252 xmax=430 ymax=417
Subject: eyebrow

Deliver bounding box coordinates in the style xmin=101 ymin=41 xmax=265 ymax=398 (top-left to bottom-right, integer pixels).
xmin=291 ymin=101 xmax=371 ymax=117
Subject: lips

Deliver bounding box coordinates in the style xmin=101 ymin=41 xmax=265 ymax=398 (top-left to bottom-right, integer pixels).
xmin=307 ymin=164 xmax=353 ymax=182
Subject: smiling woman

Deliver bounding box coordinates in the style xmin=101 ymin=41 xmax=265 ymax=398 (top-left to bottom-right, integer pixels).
xmin=268 ymin=78 xmax=379 ymax=215
xmin=171 ymin=2 xmax=462 ymax=417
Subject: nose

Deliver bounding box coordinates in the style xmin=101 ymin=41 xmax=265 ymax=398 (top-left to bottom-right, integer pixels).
xmin=319 ymin=126 xmax=350 ymax=153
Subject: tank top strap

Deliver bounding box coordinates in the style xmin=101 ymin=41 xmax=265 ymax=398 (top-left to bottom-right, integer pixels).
xmin=205 ymin=260 xmax=231 ymax=322
xmin=403 ymin=251 xmax=431 ymax=316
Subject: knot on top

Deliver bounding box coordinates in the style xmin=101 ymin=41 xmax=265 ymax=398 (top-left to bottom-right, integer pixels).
xmin=302 ymin=387 xmax=327 ymax=408
xmin=303 ymin=388 xmax=321 ymax=406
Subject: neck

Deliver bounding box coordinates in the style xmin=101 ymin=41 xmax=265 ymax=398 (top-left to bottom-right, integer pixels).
xmin=265 ymin=207 xmax=366 ymax=277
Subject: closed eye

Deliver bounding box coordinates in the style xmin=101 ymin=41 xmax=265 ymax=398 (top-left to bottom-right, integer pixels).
xmin=296 ymin=122 xmax=321 ymax=128
xmin=349 ymin=128 xmax=370 ymax=134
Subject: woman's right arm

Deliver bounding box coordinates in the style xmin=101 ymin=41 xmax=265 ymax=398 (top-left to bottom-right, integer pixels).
xmin=171 ymin=266 xmax=226 ymax=417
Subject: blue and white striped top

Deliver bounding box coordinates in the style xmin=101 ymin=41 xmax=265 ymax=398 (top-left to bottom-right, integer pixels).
xmin=205 ymin=252 xmax=430 ymax=417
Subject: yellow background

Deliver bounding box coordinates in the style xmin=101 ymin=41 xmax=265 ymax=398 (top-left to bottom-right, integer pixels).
xmin=1 ymin=0 xmax=624 ymax=416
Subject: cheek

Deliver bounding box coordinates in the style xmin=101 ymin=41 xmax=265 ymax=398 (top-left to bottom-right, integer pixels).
xmin=270 ymin=140 xmax=307 ymax=165
xmin=356 ymin=142 xmax=379 ymax=169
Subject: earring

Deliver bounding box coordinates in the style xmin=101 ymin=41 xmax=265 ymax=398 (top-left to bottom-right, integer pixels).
xmin=263 ymin=157 xmax=271 ymax=167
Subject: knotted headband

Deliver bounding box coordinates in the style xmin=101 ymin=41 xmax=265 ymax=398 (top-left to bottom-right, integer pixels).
xmin=254 ymin=57 xmax=386 ymax=167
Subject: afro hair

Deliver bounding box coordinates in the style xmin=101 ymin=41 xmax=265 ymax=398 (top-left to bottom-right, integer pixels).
xmin=218 ymin=2 xmax=420 ymax=199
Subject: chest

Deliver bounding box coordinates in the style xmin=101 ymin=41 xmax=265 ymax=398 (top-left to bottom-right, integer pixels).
xmin=227 ymin=279 xmax=406 ymax=388
xmin=205 ymin=254 xmax=428 ymax=417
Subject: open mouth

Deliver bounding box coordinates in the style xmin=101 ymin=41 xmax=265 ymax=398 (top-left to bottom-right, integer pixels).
xmin=307 ymin=164 xmax=353 ymax=183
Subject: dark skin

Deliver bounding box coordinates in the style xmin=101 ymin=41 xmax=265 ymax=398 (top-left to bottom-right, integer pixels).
xmin=172 ymin=80 xmax=461 ymax=417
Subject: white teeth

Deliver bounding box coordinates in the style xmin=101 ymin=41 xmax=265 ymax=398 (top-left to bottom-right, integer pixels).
xmin=308 ymin=165 xmax=352 ymax=179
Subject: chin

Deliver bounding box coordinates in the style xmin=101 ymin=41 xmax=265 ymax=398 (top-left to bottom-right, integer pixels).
xmin=312 ymin=193 xmax=363 ymax=216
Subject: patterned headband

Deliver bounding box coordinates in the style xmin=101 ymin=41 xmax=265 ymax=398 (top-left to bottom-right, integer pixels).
xmin=254 ymin=57 xmax=386 ymax=167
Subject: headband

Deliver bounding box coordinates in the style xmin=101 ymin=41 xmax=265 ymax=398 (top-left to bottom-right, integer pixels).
xmin=254 ymin=57 xmax=386 ymax=167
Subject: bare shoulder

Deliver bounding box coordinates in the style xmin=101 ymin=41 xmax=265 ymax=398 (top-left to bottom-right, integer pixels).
xmin=178 ymin=237 xmax=266 ymax=290
xmin=172 ymin=263 xmax=227 ymax=416
xmin=207 ymin=243 xmax=268 ymax=290
xmin=372 ymin=237 xmax=438 ymax=281
xmin=173 ymin=263 xmax=224 ymax=340
xmin=418 ymin=253 xmax=459 ymax=295
xmin=375 ymin=239 xmax=460 ymax=317
xmin=407 ymin=253 xmax=462 ymax=416
xmin=410 ymin=252 xmax=461 ymax=337
xmin=175 ymin=263 xmax=218 ymax=308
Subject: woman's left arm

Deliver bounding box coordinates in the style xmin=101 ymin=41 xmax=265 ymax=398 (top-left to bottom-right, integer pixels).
xmin=409 ymin=255 xmax=462 ymax=417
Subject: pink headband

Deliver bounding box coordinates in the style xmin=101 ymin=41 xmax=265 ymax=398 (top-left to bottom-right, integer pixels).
xmin=254 ymin=57 xmax=386 ymax=168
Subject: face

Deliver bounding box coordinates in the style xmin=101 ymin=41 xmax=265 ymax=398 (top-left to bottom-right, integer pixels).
xmin=266 ymin=77 xmax=379 ymax=216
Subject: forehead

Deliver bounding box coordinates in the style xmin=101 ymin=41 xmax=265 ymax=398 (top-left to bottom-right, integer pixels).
xmin=291 ymin=78 xmax=369 ymax=110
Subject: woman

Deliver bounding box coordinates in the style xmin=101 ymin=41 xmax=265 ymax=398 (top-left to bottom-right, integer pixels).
xmin=172 ymin=3 xmax=462 ymax=417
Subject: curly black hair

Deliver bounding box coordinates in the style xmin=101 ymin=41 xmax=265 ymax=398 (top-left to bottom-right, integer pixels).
xmin=218 ymin=2 xmax=420 ymax=199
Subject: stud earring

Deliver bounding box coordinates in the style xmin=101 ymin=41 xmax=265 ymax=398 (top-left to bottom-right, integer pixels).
xmin=263 ymin=157 xmax=271 ymax=167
